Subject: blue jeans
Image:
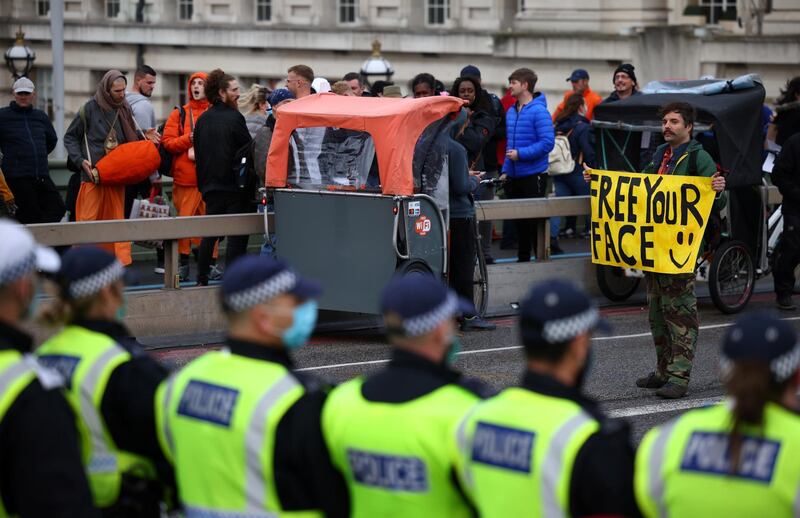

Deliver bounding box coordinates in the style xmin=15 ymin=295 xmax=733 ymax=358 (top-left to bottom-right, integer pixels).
xmin=550 ymin=170 xmax=590 ymax=238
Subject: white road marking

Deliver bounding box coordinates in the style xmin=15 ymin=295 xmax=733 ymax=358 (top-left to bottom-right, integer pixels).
xmin=606 ymin=396 xmax=725 ymax=418
xmin=298 ymin=316 xmax=800 ymax=372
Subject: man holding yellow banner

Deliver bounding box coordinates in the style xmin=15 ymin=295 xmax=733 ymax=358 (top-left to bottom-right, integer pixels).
xmin=585 ymin=102 xmax=726 ymax=399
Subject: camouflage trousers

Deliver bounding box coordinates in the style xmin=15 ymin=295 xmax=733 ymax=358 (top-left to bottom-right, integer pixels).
xmin=646 ymin=272 xmax=699 ymax=387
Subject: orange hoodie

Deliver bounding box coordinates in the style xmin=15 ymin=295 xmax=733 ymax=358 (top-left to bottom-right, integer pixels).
xmin=552 ymin=87 xmax=603 ymax=121
xmin=162 ymin=72 xmax=209 ymax=187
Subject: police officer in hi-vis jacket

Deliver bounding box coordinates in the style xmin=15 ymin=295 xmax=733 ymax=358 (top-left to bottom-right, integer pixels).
xmin=155 ymin=255 xmax=347 ymax=517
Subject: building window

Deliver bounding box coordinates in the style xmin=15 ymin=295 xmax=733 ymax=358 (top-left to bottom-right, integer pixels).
xmin=177 ymin=74 xmax=188 ymax=107
xmin=256 ymin=0 xmax=272 ymax=21
xmin=698 ymin=0 xmax=737 ymax=24
xmin=339 ymin=0 xmax=357 ymax=24
xmin=106 ymin=0 xmax=120 ymax=18
xmin=37 ymin=0 xmax=50 ymax=16
xmin=178 ymin=0 xmax=193 ymax=20
xmin=427 ymin=0 xmax=449 ymax=25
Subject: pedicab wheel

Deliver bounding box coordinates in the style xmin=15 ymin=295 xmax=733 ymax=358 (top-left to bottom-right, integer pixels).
xmin=395 ymin=259 xmax=433 ymax=277
xmin=709 ymin=240 xmax=755 ymax=314
xmin=596 ymin=265 xmax=640 ymax=302
xmin=473 ymin=245 xmax=489 ymax=318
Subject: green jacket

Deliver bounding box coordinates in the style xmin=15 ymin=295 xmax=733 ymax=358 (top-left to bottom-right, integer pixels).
xmin=643 ymin=139 xmax=727 ymax=210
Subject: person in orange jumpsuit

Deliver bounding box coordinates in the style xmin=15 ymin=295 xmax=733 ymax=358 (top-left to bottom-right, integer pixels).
xmin=64 ymin=69 xmax=142 ymax=265
xmin=161 ymin=72 xmax=218 ymax=280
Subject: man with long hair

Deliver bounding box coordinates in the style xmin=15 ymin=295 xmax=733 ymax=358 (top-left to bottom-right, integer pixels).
xmin=193 ymin=69 xmax=252 ymax=286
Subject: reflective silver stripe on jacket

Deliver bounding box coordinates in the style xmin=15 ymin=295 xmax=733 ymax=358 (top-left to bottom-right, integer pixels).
xmin=159 ymin=373 xmax=179 ymax=457
xmin=81 ymin=346 xmax=127 ymax=474
xmin=540 ymin=411 xmax=595 ymax=518
xmin=244 ymin=374 xmax=300 ymax=514
xmin=647 ymin=420 xmax=678 ymax=518
xmin=794 ymin=479 xmax=800 ymax=518
xmin=184 ymin=505 xmax=278 ymax=518
xmin=0 ymin=359 xmax=33 ymax=409
xmin=454 ymin=405 xmax=481 ymax=489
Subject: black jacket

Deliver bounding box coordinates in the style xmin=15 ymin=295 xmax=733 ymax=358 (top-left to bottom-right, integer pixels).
xmin=0 ymin=321 xmax=98 ymax=518
xmin=457 ymin=109 xmax=496 ymax=172
xmin=227 ymin=339 xmax=349 ymax=518
xmin=0 ymin=102 xmax=57 ymax=179
xmin=193 ymin=102 xmax=252 ymax=196
xmin=520 ymin=371 xmax=639 ymax=518
xmin=773 ymin=132 xmax=800 ymax=217
xmin=775 ymin=101 xmax=800 ymax=147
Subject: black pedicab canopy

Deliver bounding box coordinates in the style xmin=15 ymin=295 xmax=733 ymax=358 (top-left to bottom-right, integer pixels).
xmin=593 ymin=75 xmax=766 ymax=189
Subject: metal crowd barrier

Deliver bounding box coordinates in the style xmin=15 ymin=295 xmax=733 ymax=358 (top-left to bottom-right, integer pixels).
xmin=26 ymin=187 xmax=781 ymax=291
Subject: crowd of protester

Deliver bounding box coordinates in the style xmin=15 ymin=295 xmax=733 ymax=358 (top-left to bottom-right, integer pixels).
xmin=1 ymin=65 xmax=799 ymax=296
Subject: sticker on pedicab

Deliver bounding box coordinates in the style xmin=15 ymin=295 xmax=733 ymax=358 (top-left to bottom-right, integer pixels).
xmin=408 ymin=201 xmax=421 ymax=217
xmin=589 ymin=170 xmax=716 ymax=275
xmin=415 ymin=215 xmax=431 ymax=236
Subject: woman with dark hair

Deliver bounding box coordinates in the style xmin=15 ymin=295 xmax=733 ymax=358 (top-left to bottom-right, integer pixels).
xmin=636 ymin=312 xmax=800 ymax=517
xmin=550 ymin=92 xmax=595 ymax=254
xmin=410 ymin=73 xmax=436 ymax=98
xmin=772 ymin=76 xmax=800 ymax=146
xmin=453 ymin=76 xmax=497 ymax=263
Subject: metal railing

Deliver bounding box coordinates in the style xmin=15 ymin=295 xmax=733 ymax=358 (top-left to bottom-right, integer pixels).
xmin=26 ymin=186 xmax=781 ymax=289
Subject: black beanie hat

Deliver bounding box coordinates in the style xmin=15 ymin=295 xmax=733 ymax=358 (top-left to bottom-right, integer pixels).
xmin=614 ymin=64 xmax=637 ymax=85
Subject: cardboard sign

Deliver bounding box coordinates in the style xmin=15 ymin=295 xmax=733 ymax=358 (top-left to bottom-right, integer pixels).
xmin=589 ymin=170 xmax=715 ymax=274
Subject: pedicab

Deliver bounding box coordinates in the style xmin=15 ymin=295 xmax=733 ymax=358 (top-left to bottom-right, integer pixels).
xmin=265 ymin=93 xmax=479 ymax=314
xmin=590 ymin=74 xmax=767 ymax=313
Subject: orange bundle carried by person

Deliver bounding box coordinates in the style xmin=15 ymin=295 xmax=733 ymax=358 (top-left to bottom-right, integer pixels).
xmin=92 ymin=140 xmax=161 ymax=185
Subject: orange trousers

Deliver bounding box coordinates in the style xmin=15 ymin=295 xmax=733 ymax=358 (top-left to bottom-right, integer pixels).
xmin=173 ymin=184 xmax=217 ymax=258
xmin=75 ymin=182 xmax=132 ymax=266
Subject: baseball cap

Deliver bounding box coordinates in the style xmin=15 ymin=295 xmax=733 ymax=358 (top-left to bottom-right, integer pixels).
xmin=721 ymin=312 xmax=800 ymax=382
xmin=380 ymin=273 xmax=473 ymax=337
xmin=460 ymin=65 xmax=481 ymax=80
xmin=221 ymin=255 xmax=322 ymax=313
xmin=0 ymin=219 xmax=60 ymax=287
xmin=268 ymin=88 xmax=295 ymax=107
xmin=567 ymin=69 xmax=590 ymax=82
xmin=12 ymin=77 xmax=34 ymax=94
xmin=519 ymin=279 xmax=610 ymax=348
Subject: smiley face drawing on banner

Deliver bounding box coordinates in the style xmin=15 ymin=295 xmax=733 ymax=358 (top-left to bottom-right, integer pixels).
xmin=589 ymin=170 xmax=716 ymax=275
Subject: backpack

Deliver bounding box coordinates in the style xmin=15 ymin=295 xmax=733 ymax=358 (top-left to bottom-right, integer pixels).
xmin=547 ymin=130 xmax=575 ymax=176
xmin=156 ymin=106 xmax=185 ymax=177
xmin=232 ymin=138 xmax=257 ymax=195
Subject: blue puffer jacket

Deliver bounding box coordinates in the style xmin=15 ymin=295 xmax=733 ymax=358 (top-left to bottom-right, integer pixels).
xmin=502 ymin=92 xmax=554 ymax=178
xmin=0 ymin=102 xmax=57 ymax=180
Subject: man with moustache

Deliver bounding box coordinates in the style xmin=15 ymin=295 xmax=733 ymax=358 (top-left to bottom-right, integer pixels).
xmin=587 ymin=102 xmax=726 ymax=399
xmin=193 ymin=69 xmax=252 ymax=285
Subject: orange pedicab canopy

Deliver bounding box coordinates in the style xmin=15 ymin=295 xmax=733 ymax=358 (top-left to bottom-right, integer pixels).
xmin=266 ymin=93 xmax=465 ymax=196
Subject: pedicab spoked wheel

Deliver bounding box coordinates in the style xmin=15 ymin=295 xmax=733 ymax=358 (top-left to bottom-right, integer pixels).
xmin=596 ymin=265 xmax=640 ymax=302
xmin=473 ymin=245 xmax=489 ymax=318
xmin=709 ymin=240 xmax=755 ymax=314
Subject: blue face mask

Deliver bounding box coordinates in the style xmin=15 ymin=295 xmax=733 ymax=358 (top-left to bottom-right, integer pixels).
xmin=115 ymin=292 xmax=127 ymax=321
xmin=282 ymin=300 xmax=318 ymax=350
xmin=446 ymin=336 xmax=462 ymax=365
xmin=267 ymin=109 xmax=273 ymax=118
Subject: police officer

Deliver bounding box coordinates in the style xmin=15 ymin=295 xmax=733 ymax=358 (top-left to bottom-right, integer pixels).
xmin=322 ymin=273 xmax=491 ymax=517
xmin=453 ymin=279 xmax=638 ymax=517
xmin=636 ymin=312 xmax=800 ymax=517
xmin=36 ymin=246 xmax=170 ymax=516
xmin=0 ymin=220 xmax=98 ymax=517
xmin=155 ymin=255 xmax=347 ymax=517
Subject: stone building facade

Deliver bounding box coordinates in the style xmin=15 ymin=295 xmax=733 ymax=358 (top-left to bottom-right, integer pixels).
xmin=1 ymin=0 xmax=798 ymax=122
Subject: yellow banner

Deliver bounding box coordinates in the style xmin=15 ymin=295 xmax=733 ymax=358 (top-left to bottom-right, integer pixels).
xmin=589 ymin=170 xmax=715 ymax=274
